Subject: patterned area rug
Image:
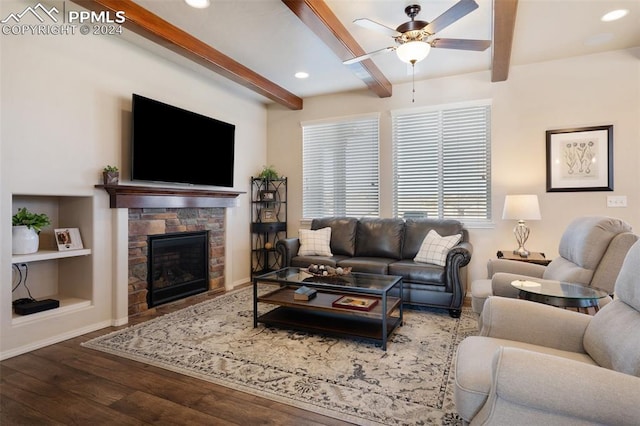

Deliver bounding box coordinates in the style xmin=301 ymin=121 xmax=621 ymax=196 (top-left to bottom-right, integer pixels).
xmin=82 ymin=287 xmax=478 ymax=425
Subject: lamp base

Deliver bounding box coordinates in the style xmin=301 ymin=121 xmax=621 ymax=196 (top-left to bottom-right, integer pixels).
xmin=512 ymin=220 xmax=531 ymax=258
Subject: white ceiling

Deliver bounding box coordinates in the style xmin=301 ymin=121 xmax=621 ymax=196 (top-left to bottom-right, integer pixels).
xmin=129 ymin=0 xmax=640 ymax=102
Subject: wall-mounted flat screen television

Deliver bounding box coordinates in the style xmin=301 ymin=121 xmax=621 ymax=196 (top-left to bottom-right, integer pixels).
xmin=131 ymin=93 xmax=235 ymax=187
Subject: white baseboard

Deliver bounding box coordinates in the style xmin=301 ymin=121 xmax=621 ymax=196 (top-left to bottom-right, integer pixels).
xmin=0 ymin=320 xmax=112 ymax=361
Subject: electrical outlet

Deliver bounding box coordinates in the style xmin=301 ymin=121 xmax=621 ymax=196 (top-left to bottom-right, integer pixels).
xmin=606 ymin=195 xmax=627 ymax=208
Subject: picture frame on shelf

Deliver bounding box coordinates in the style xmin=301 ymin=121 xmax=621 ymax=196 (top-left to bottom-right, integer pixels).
xmin=546 ymin=125 xmax=613 ymax=192
xmin=260 ymin=208 xmax=277 ymax=223
xmin=259 ymin=190 xmax=276 ymax=202
xmin=54 ymin=228 xmax=84 ymax=251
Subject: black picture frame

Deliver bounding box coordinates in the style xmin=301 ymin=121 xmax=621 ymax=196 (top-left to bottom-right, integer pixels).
xmin=259 ymin=190 xmax=276 ymax=201
xmin=546 ymin=125 xmax=613 ymax=192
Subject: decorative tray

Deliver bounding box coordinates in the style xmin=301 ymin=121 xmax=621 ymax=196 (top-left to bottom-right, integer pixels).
xmin=305 ymin=264 xmax=352 ymax=277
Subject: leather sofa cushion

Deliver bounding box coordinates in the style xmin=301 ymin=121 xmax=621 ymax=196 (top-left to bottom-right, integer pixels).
xmin=403 ymin=219 xmax=465 ymax=259
xmin=338 ymin=257 xmax=394 ymax=275
xmin=354 ymin=218 xmax=404 ymax=259
xmin=312 ymin=217 xmax=358 ymax=256
xmin=291 ymin=254 xmax=350 ymax=269
xmin=389 ymin=260 xmax=446 ymax=285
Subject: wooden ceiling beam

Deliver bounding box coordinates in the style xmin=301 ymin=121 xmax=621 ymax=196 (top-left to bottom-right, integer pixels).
xmin=282 ymin=0 xmax=392 ymax=98
xmin=70 ymin=0 xmax=303 ymax=110
xmin=492 ymin=0 xmax=518 ymax=82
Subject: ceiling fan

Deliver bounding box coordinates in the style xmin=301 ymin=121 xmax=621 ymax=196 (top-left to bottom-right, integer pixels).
xmin=344 ymin=0 xmax=491 ymax=66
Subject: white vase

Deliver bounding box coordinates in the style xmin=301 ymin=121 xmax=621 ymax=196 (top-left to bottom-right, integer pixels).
xmin=12 ymin=225 xmax=40 ymax=254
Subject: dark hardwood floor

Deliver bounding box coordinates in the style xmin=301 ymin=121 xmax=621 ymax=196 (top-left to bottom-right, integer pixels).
xmin=0 ymin=288 xmax=352 ymax=425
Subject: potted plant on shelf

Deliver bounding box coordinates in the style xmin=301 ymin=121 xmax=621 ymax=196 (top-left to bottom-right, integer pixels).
xmin=103 ymin=165 xmax=119 ymax=185
xmin=12 ymin=207 xmax=51 ymax=254
xmin=258 ymin=165 xmax=279 ymax=180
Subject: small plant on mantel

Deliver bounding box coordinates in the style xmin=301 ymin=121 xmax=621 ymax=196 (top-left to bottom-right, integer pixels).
xmin=103 ymin=165 xmax=120 ymax=185
xmin=258 ymin=165 xmax=279 ymax=180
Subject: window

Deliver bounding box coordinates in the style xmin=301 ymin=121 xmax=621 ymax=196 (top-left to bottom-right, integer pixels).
xmin=392 ymin=101 xmax=491 ymax=222
xmin=302 ymin=115 xmax=379 ymax=218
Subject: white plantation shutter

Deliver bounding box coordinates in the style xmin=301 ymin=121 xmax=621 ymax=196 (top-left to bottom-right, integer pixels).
xmin=392 ymin=102 xmax=491 ymax=222
xmin=302 ymin=115 xmax=379 ymax=218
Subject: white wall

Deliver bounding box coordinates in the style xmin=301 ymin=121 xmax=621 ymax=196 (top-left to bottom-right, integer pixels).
xmin=1 ymin=6 xmax=266 ymax=356
xmin=267 ymin=48 xmax=640 ymax=283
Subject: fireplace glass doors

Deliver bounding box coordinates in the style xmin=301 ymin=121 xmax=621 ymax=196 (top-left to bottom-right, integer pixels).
xmin=148 ymin=231 xmax=209 ymax=307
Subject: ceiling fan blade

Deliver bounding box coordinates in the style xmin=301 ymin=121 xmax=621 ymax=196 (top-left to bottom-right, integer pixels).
xmin=431 ymin=38 xmax=491 ymax=51
xmin=353 ymin=18 xmax=402 ymax=37
xmin=343 ymin=46 xmax=395 ymax=65
xmin=423 ymin=0 xmax=479 ymax=35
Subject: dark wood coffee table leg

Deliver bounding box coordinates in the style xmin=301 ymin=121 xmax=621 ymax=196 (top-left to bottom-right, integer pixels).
xmin=253 ymin=278 xmax=258 ymax=327
xmin=381 ymin=292 xmax=388 ymax=350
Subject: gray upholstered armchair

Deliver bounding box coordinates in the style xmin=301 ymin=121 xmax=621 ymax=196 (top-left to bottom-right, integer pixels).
xmin=455 ymin=239 xmax=640 ymax=424
xmin=471 ymin=216 xmax=637 ymax=314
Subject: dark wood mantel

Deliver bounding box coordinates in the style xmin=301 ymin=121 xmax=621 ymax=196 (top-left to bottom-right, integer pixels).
xmin=96 ymin=184 xmax=243 ymax=209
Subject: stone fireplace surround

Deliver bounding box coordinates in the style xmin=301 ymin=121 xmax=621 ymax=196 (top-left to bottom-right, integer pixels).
xmin=128 ymin=207 xmax=224 ymax=315
xmin=97 ymin=184 xmax=242 ymax=318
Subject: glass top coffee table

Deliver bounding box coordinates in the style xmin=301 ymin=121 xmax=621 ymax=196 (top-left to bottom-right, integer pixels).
xmin=253 ymin=267 xmax=403 ymax=350
xmin=511 ymin=280 xmax=609 ymax=313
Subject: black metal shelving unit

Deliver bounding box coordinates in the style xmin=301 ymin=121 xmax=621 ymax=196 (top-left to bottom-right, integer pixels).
xmin=250 ymin=177 xmax=287 ymax=276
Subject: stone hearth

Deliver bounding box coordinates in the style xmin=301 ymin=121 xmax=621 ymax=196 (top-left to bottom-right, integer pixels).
xmin=127 ymin=207 xmax=225 ymax=315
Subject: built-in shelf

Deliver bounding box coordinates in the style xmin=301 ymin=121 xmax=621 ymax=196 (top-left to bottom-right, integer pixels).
xmin=96 ymin=184 xmax=243 ymax=208
xmin=11 ymin=249 xmax=92 ymax=264
xmin=11 ymin=296 xmax=92 ymax=325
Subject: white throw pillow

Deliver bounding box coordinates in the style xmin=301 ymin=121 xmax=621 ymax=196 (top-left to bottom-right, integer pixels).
xmin=298 ymin=227 xmax=333 ymax=257
xmin=414 ymin=230 xmax=462 ymax=266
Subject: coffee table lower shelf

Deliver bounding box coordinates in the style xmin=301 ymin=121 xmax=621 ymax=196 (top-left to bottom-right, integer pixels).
xmin=257 ymin=306 xmax=402 ymax=348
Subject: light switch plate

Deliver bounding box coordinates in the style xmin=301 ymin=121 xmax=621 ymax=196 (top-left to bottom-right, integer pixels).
xmin=607 ymin=196 xmax=627 ymax=207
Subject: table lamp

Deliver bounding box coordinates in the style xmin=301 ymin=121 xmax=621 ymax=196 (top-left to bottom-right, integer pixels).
xmin=502 ymin=195 xmax=541 ymax=257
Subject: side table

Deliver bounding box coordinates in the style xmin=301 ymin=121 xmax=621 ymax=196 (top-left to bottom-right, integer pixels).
xmin=497 ymin=249 xmax=551 ymax=266
xmin=511 ymin=280 xmax=609 ymax=314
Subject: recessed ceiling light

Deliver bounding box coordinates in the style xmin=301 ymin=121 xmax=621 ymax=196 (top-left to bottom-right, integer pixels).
xmin=185 ymin=0 xmax=210 ymax=9
xmin=295 ymin=72 xmax=309 ymax=79
xmin=601 ymin=9 xmax=628 ymax=22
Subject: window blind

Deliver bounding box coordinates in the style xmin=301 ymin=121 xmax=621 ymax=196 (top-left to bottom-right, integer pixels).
xmin=302 ymin=116 xmax=379 ymax=218
xmin=392 ymin=103 xmax=491 ymax=221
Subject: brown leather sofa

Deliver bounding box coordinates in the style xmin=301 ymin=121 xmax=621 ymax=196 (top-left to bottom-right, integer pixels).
xmin=275 ymin=217 xmax=472 ymax=317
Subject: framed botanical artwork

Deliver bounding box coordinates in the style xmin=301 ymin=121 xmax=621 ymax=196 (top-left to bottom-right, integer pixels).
xmin=546 ymin=125 xmax=613 ymax=192
xmin=260 ymin=208 xmax=277 ymax=223
xmin=259 ymin=190 xmax=276 ymax=202
xmin=54 ymin=228 xmax=84 ymax=251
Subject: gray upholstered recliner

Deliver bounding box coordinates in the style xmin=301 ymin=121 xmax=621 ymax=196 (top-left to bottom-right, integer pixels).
xmin=471 ymin=216 xmax=637 ymax=314
xmin=455 ymin=239 xmax=640 ymax=425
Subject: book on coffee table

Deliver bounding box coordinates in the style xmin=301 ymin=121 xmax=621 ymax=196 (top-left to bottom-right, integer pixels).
xmin=332 ymin=295 xmax=379 ymax=311
xmin=294 ymin=286 xmax=317 ymax=301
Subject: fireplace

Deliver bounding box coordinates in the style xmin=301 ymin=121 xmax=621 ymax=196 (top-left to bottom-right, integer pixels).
xmin=147 ymin=231 xmax=209 ymax=308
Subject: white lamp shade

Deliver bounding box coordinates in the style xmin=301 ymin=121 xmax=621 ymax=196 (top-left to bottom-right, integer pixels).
xmin=396 ymin=41 xmax=431 ymax=64
xmin=502 ymin=195 xmax=541 ymax=220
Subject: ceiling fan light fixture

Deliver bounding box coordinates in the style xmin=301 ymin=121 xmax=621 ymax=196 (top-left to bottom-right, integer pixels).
xmin=396 ymin=41 xmax=431 ymax=64
xmin=184 ymin=0 xmax=210 ymax=9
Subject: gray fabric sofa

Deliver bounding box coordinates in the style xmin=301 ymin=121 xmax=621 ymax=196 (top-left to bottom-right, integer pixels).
xmin=275 ymin=217 xmax=472 ymax=317
xmin=471 ymin=216 xmax=637 ymax=315
xmin=454 ymin=239 xmax=640 ymax=424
